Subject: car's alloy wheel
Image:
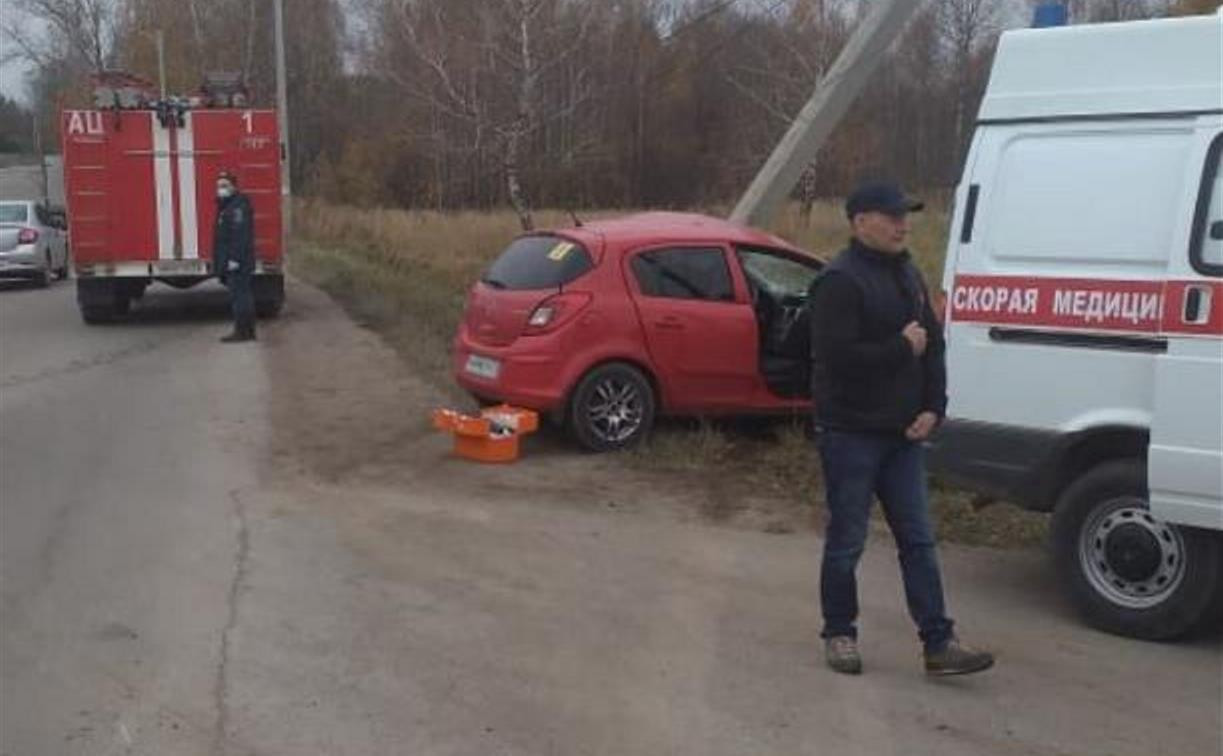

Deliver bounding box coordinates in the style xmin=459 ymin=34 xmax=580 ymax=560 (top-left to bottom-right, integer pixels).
xmin=568 ymin=363 xmax=656 ymax=452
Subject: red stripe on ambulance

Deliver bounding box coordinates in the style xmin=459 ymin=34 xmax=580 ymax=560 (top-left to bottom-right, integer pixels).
xmin=950 ymin=275 xmax=1223 ymax=336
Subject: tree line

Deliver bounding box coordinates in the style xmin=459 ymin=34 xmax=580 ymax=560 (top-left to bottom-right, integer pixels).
xmin=2 ymin=0 xmax=1215 ymax=225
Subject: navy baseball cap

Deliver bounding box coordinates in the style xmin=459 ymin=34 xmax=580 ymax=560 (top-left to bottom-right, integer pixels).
xmin=845 ymin=181 xmax=924 ymax=218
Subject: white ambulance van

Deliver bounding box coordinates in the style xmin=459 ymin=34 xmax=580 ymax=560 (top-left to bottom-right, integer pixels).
xmin=930 ymin=13 xmax=1223 ymax=640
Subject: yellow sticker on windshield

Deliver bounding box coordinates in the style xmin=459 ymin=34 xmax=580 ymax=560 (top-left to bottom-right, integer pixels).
xmin=547 ymin=241 xmax=576 ymax=261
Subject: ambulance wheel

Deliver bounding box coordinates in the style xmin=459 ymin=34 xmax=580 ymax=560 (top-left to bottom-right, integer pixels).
xmin=1051 ymin=459 xmax=1222 ymax=640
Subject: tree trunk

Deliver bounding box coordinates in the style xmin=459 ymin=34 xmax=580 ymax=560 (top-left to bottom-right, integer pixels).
xmin=798 ymin=160 xmax=818 ymax=226
xmin=505 ymin=122 xmax=533 ymax=231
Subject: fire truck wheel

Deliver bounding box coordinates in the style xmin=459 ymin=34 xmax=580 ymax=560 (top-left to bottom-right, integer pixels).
xmin=80 ymin=305 xmax=113 ymax=324
xmin=253 ymin=275 xmax=285 ymax=318
xmin=1051 ymin=459 xmax=1222 ymax=640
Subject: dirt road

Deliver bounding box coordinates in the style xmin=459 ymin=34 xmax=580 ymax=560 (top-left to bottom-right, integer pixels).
xmin=1 ymin=277 xmax=1218 ymax=755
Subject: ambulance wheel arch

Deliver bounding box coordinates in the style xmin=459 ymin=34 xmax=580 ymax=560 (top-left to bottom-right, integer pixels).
xmin=1051 ymin=459 xmax=1223 ymax=640
xmin=1039 ymin=427 xmax=1148 ymax=510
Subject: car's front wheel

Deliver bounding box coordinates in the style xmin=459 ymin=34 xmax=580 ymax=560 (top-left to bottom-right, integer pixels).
xmin=1051 ymin=459 xmax=1222 ymax=640
xmin=567 ymin=362 xmax=655 ymax=452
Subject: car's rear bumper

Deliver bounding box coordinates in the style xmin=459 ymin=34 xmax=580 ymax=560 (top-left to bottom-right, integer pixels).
xmin=452 ymin=328 xmax=569 ymax=411
xmin=0 ymin=246 xmax=46 ymax=277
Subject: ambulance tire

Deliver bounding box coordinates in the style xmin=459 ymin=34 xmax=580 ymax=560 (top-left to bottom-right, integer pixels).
xmin=1052 ymin=459 xmax=1222 ymax=640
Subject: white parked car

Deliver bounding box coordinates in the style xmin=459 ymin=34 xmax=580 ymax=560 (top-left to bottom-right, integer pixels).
xmin=929 ymin=13 xmax=1223 ymax=640
xmin=0 ymin=200 xmax=70 ymax=286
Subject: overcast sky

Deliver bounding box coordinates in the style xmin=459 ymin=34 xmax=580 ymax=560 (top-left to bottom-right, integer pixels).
xmin=1 ymin=0 xmax=38 ymax=103
xmin=0 ymin=0 xmax=1040 ymax=106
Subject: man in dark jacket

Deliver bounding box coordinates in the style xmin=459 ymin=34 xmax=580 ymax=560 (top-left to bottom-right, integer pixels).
xmin=213 ymin=170 xmax=257 ymax=343
xmin=810 ymin=181 xmax=993 ymax=677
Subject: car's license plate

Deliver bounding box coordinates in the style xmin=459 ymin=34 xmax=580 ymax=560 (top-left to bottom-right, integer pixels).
xmin=464 ymin=354 xmax=501 ymax=380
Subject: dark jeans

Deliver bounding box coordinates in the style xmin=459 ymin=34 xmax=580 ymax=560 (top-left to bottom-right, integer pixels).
xmin=227 ymin=271 xmax=256 ymax=337
xmin=817 ymin=429 xmax=954 ymax=651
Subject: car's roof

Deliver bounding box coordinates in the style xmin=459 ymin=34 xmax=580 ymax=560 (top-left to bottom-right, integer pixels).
xmin=549 ymin=212 xmax=814 ymax=258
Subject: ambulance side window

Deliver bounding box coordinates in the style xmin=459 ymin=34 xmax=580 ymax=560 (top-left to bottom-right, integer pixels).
xmin=1191 ymin=134 xmax=1223 ymax=276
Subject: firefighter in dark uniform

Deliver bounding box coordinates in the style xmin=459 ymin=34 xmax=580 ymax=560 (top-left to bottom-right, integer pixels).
xmin=213 ymin=170 xmax=257 ymax=342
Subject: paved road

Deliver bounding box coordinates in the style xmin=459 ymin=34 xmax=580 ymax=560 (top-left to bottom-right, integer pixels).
xmin=1 ymin=278 xmax=1219 ymax=756
xmin=1 ymin=280 xmax=262 ymax=753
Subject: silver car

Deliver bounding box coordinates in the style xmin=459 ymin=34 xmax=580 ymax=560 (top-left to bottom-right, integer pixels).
xmin=0 ymin=200 xmax=70 ymax=286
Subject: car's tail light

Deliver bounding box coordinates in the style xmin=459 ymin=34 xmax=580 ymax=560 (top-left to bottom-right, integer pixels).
xmin=523 ymin=292 xmax=592 ymax=335
xmin=17 ymin=228 xmax=38 ymax=245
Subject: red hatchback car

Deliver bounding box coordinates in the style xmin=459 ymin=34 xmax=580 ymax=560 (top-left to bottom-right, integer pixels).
xmin=453 ymin=212 xmax=824 ymax=451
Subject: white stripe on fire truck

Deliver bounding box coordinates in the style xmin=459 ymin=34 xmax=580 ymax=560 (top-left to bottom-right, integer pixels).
xmin=151 ymin=114 xmax=175 ymax=260
xmin=176 ymin=113 xmax=199 ymax=260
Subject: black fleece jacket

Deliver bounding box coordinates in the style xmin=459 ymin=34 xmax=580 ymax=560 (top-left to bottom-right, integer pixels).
xmin=809 ymin=238 xmax=947 ymax=434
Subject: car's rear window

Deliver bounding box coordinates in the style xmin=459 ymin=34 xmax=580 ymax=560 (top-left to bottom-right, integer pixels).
xmin=0 ymin=204 xmax=29 ymax=223
xmin=483 ymin=236 xmax=594 ymax=290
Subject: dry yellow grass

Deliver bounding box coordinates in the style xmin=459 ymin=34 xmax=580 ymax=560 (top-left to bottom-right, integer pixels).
xmin=292 ymin=197 xmax=1046 ymax=548
xmin=296 ymin=195 xmax=954 ymax=284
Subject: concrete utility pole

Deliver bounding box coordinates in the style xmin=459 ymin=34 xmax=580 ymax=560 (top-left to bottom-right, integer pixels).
xmin=273 ymin=0 xmax=292 ymax=238
xmin=34 ymin=109 xmax=49 ymax=205
xmin=729 ymin=0 xmax=925 ymax=228
xmin=156 ymin=30 xmax=166 ymax=99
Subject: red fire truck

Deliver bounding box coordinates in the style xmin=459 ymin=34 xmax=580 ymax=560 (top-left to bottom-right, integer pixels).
xmin=61 ymin=76 xmax=285 ymax=323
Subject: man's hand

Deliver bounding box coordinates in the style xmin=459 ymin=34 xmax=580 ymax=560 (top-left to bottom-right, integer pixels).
xmin=906 ymin=411 xmax=939 ymax=442
xmin=902 ymin=321 xmax=928 ymax=357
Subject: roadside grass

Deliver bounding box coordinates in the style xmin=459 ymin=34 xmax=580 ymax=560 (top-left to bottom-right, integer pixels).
xmin=292 ymin=197 xmax=1047 ymax=548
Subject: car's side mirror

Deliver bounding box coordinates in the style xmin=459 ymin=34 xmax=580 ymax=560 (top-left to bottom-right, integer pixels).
xmin=1209 ymin=219 xmax=1223 ymax=241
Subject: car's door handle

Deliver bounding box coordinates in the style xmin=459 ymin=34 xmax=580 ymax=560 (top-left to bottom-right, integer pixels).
xmin=654 ymin=315 xmax=684 ymax=330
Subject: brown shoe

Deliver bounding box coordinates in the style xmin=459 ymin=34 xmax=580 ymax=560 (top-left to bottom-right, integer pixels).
xmin=924 ymin=638 xmax=994 ymax=677
xmin=825 ymin=636 xmax=863 ymax=675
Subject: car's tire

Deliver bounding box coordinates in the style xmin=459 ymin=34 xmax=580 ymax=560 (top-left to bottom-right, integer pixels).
xmin=1051 ymin=459 xmax=1222 ymax=640
xmin=566 ymin=362 xmax=655 ymax=452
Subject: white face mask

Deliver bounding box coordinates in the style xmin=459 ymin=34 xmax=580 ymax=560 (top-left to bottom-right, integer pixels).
xmin=217 ymin=183 xmax=234 ymax=199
